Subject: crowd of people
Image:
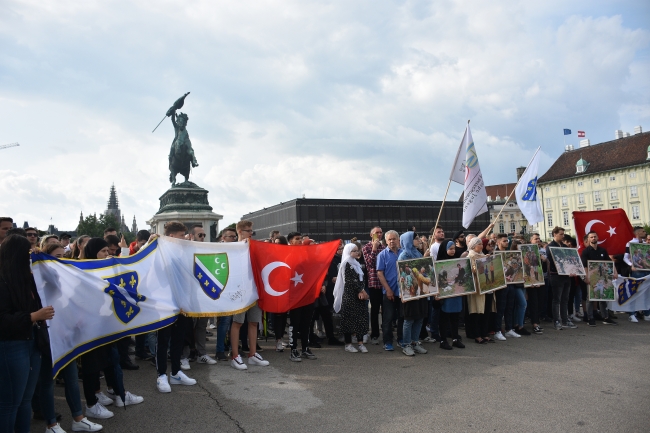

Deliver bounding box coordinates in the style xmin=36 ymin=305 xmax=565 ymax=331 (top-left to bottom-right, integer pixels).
xmin=1 ymin=215 xmax=649 ymax=433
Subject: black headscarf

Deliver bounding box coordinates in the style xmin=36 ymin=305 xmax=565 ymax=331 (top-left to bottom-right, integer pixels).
xmin=84 ymin=237 xmax=108 ymax=260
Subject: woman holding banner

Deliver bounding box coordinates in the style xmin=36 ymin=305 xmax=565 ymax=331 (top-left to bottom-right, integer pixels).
xmin=466 ymin=237 xmax=495 ymax=344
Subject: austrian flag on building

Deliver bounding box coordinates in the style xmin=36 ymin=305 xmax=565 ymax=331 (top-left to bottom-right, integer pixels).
xmin=578 ymin=131 xmax=585 ymax=138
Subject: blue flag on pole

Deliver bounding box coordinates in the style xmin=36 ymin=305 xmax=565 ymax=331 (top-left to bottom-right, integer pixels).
xmin=563 ymin=129 xmax=571 ymax=135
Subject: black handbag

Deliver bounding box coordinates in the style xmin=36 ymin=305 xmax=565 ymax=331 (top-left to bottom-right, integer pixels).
xmin=34 ymin=320 xmax=51 ymax=356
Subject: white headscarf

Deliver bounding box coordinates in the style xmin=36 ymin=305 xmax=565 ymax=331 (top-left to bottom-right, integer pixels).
xmin=333 ymin=243 xmax=364 ymax=313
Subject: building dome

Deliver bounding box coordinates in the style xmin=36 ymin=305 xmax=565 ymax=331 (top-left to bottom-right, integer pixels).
xmin=576 ymin=157 xmax=589 ymax=173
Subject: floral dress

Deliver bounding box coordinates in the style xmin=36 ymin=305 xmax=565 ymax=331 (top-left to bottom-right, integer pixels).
xmin=340 ymin=263 xmax=369 ymax=336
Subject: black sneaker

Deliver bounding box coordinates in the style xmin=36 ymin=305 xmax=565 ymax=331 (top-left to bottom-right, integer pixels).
xmin=290 ymin=349 xmax=302 ymax=362
xmin=588 ymin=318 xmax=596 ymax=327
xmin=602 ymin=317 xmax=618 ymax=325
xmin=452 ymin=339 xmax=465 ymax=349
xmin=439 ymin=340 xmax=452 ymax=350
xmin=301 ymin=348 xmax=317 ymax=360
xmin=532 ymin=326 xmax=543 ymax=334
xmin=516 ymin=327 xmax=531 ymax=336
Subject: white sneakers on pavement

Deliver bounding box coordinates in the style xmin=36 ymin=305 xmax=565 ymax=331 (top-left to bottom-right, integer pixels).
xmin=157 ymin=374 xmax=171 ymax=393
xmin=180 ymin=358 xmax=191 ymax=370
xmin=505 ymin=329 xmax=521 ymax=338
xmin=494 ymin=331 xmax=507 ymax=341
xmin=94 ymin=392 xmax=113 ymax=406
xmin=248 ymin=353 xmax=270 ymax=366
xmin=345 ymin=344 xmax=358 ymax=353
xmin=170 ymin=371 xmax=197 ymax=385
xmin=629 ymin=315 xmax=639 ymax=323
xmin=358 ymin=344 xmax=368 ymax=353
xmin=70 ymin=417 xmax=103 ymax=432
xmin=198 ymin=354 xmax=217 ymax=364
xmin=231 ymin=354 xmax=248 ymax=370
xmin=45 ymin=424 xmax=66 ymax=433
xmin=85 ymin=402 xmax=114 ymax=419
xmin=113 ymin=391 xmax=144 ymax=407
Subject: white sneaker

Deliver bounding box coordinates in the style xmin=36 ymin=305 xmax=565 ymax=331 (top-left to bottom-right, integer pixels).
xmin=412 ymin=342 xmax=428 ymax=354
xmin=94 ymin=391 xmax=113 ymax=406
xmin=505 ymin=329 xmax=521 ymax=338
xmin=494 ymin=331 xmax=507 ymax=341
xmin=71 ymin=417 xmax=102 ymax=432
xmin=570 ymin=314 xmax=582 ymax=323
xmin=85 ymin=403 xmax=114 ymax=419
xmin=45 ymin=423 xmax=66 ymax=433
xmin=156 ymin=374 xmax=171 ymax=393
xmin=629 ymin=315 xmax=639 ymax=323
xmin=180 ymin=358 xmax=191 ymax=370
xmin=362 ymin=334 xmax=369 ymax=344
xmin=644 ymin=315 xmax=650 ymax=322
xmin=276 ymin=340 xmax=284 ymax=352
xmin=370 ymin=337 xmax=379 ymax=345
xmin=345 ymin=344 xmax=358 ymax=353
xmin=114 ymin=391 xmax=144 ymax=407
xmin=170 ymin=370 xmax=196 ymax=385
xmin=351 ymin=335 xmax=358 ymax=344
xmin=248 ymin=353 xmax=270 ymax=366
xmin=198 ymin=354 xmax=217 ymax=364
xmin=230 ymin=354 xmax=248 ymax=370
xmin=358 ymin=344 xmax=368 ymax=353
xmin=208 ymin=323 xmax=216 ymax=329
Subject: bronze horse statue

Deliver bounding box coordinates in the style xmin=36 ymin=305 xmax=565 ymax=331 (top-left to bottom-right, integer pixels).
xmin=164 ymin=93 xmax=198 ymax=185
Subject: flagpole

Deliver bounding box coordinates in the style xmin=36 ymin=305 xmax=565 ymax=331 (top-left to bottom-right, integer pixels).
xmin=490 ymin=147 xmax=541 ymax=225
xmin=431 ymin=179 xmax=452 ymax=245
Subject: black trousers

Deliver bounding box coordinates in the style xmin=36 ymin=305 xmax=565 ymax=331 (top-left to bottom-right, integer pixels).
xmin=117 ymin=337 xmax=131 ymax=364
xmin=289 ymin=304 xmax=314 ymax=351
xmin=312 ymin=305 xmax=335 ymax=340
xmin=440 ymin=311 xmax=460 ymax=342
xmin=274 ymin=312 xmax=288 ymax=340
xmin=527 ymin=286 xmax=545 ymax=325
xmin=368 ymin=288 xmax=383 ymax=339
xmin=156 ymin=315 xmax=191 ymax=376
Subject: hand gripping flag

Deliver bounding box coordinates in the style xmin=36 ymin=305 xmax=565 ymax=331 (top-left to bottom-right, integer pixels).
xmin=572 ymin=209 xmax=634 ymax=255
xmin=452 ymin=124 xmax=488 ymax=228
xmin=515 ymin=148 xmax=543 ymax=225
xmin=249 ymin=240 xmax=340 ymax=313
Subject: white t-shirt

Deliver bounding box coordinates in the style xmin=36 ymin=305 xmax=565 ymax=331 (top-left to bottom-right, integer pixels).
xmin=430 ymin=241 xmax=442 ymax=261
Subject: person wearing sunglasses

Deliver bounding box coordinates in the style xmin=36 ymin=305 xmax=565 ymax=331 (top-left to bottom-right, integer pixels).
xmin=25 ymin=227 xmax=39 ymax=249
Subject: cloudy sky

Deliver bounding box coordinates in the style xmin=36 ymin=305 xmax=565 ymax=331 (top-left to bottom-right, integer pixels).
xmin=2 ymin=0 xmax=649 ymax=231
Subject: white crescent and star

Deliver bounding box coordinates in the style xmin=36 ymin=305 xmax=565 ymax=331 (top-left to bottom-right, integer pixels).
xmin=584 ymin=219 xmax=616 ymax=245
xmin=261 ymin=261 xmax=303 ymax=297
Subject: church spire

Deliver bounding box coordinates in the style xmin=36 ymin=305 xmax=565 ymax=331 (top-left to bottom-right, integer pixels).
xmin=131 ymin=215 xmax=138 ymax=233
xmin=107 ymin=183 xmax=119 ymax=210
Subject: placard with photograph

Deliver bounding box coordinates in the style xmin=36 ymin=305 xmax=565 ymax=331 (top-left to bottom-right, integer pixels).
xmin=587 ymin=260 xmax=616 ymax=301
xmin=517 ymin=244 xmax=545 ymax=287
xmin=433 ymin=258 xmax=475 ymax=299
xmin=548 ymin=247 xmax=586 ymax=276
xmin=629 ymin=243 xmax=650 ymax=272
xmin=396 ymin=257 xmax=437 ymax=303
xmin=496 ymin=251 xmax=525 ymax=285
xmin=475 ymin=254 xmax=507 ymax=294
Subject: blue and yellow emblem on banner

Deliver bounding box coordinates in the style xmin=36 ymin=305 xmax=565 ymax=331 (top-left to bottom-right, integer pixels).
xmin=617 ymin=278 xmax=641 ymax=305
xmin=103 ymin=271 xmax=146 ymax=324
xmin=194 ymin=253 xmax=229 ymax=300
xmin=521 ymin=176 xmax=538 ymax=201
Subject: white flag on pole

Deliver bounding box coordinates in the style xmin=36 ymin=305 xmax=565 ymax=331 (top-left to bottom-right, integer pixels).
xmin=515 ymin=147 xmax=543 ymax=225
xmin=460 ymin=125 xmax=488 ymax=228
xmin=449 ymin=134 xmax=466 ymax=184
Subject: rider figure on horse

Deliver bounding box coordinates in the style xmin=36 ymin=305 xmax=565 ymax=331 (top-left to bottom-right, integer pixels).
xmin=169 ymin=110 xmax=198 ymax=185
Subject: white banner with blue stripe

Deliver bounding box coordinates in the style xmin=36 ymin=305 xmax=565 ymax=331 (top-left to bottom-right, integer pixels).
xmin=609 ymin=275 xmax=650 ymax=312
xmin=31 ymin=237 xmax=258 ymax=378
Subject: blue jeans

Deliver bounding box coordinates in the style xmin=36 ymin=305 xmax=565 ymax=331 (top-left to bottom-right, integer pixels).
xmin=382 ymin=295 xmax=404 ymax=344
xmin=0 ymin=337 xmax=41 ymax=433
xmin=147 ymin=332 xmax=157 ymax=356
xmin=216 ymin=316 xmax=232 ymax=353
xmin=512 ymin=285 xmax=527 ymax=328
xmin=403 ymin=317 xmax=424 ymax=344
xmin=35 ymin=357 xmax=83 ymax=425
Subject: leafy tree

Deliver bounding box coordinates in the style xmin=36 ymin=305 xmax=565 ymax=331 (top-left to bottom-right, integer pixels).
xmin=76 ymin=213 xmax=121 ymax=239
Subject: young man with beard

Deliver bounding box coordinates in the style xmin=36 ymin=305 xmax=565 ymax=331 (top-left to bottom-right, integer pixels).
xmin=25 ymin=227 xmax=39 ymax=249
xmin=453 ymin=231 xmax=467 ymax=256
xmin=362 ymin=226 xmax=385 ymax=345
xmin=230 ymin=221 xmax=270 ymax=370
xmin=546 ymin=227 xmax=578 ymax=331
xmin=581 ymin=232 xmax=618 ymax=326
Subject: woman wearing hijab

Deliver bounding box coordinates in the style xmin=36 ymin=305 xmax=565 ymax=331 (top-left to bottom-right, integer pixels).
xmin=333 ymin=243 xmax=369 ymax=353
xmin=466 ymin=236 xmax=495 ymax=344
xmin=437 ymin=241 xmax=465 ymax=350
xmin=397 ymin=232 xmax=428 ymax=356
xmin=80 ymin=238 xmax=143 ymax=420
xmin=0 ymin=235 xmax=54 ymax=433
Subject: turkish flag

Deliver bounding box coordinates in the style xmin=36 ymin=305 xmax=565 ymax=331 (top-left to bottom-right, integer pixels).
xmin=249 ymin=240 xmax=340 ymax=313
xmin=572 ymin=209 xmax=634 ymax=255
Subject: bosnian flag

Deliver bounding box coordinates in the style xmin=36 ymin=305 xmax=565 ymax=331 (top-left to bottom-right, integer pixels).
xmin=515 ymin=148 xmax=543 ymax=225
xmin=578 ymin=131 xmax=585 ymax=138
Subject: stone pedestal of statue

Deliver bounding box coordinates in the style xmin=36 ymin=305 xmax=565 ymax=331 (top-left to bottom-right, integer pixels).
xmin=146 ymin=181 xmax=222 ymax=241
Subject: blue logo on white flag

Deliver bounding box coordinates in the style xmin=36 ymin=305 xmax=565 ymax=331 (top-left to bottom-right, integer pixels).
xmin=103 ymin=271 xmax=146 ymax=324
xmin=521 ymin=177 xmax=538 ymax=201
xmin=617 ymin=278 xmax=641 ymax=305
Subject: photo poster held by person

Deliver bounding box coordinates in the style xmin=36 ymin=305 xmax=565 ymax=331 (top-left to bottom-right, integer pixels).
xmin=517 ymin=244 xmax=544 ymax=287
xmin=396 ymin=257 xmax=438 ymax=302
xmin=433 ymin=258 xmax=476 ymax=299
xmin=629 ymin=243 xmax=650 ymax=272
xmin=587 ymin=260 xmax=616 ymax=301
xmin=475 ymin=254 xmax=507 ymax=294
xmin=496 ymin=251 xmax=525 ymax=285
xmin=548 ymin=247 xmax=586 ymax=276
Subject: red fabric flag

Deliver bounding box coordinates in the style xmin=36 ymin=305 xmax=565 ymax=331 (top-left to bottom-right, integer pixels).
xmin=249 ymin=240 xmax=340 ymax=313
xmin=578 ymin=131 xmax=585 ymax=138
xmin=572 ymin=209 xmax=634 ymax=255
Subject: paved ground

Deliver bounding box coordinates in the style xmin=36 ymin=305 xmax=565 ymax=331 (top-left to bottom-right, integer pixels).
xmin=33 ymin=319 xmax=650 ymax=433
